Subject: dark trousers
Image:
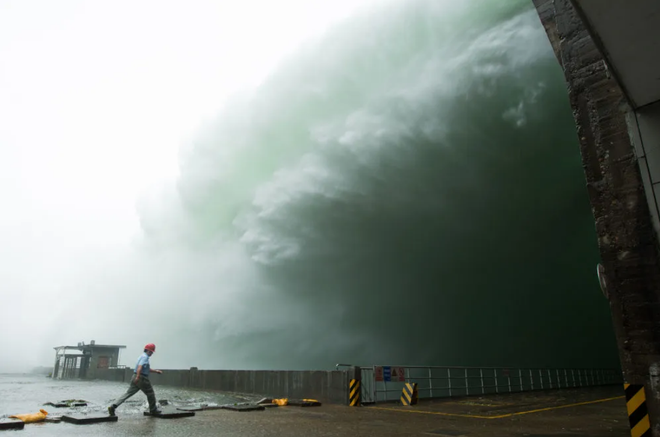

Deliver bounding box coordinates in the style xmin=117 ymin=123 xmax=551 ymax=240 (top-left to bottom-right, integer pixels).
xmin=112 ymin=375 xmax=157 ymax=412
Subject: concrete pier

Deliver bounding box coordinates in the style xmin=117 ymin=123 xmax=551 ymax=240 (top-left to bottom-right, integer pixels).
xmin=3 ymin=386 xmax=629 ymax=436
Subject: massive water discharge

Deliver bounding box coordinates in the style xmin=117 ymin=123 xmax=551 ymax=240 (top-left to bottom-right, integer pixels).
xmin=43 ymin=0 xmax=619 ymax=371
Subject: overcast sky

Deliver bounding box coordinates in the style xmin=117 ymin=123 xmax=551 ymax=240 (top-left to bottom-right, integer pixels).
xmin=0 ymin=0 xmax=380 ymax=371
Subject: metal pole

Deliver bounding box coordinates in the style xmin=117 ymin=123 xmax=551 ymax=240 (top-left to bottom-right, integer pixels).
xmin=530 ymin=369 xmax=534 ymax=390
xmin=547 ymin=369 xmax=552 ymax=389
xmin=494 ymin=369 xmax=499 ymax=393
xmin=429 ymin=367 xmax=433 ymax=398
xmin=480 ymin=368 xmax=484 ymax=395
xmin=539 ymin=369 xmax=544 ymax=390
xmin=373 ymin=368 xmax=377 ymax=403
xmin=518 ymin=369 xmax=523 ymax=391
xmin=464 ymin=368 xmax=469 ymax=396
xmin=447 ymin=368 xmax=452 ymax=397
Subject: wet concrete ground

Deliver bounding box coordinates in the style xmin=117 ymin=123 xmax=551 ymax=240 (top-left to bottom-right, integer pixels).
xmin=6 ymin=386 xmax=629 ymax=436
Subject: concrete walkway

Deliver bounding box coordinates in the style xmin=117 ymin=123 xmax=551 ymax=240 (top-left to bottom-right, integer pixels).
xmin=10 ymin=386 xmax=629 ymax=436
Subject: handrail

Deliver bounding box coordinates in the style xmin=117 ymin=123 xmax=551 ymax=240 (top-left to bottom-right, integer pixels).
xmin=356 ymin=365 xmax=622 ymax=405
xmin=355 ymin=364 xmax=619 ymax=371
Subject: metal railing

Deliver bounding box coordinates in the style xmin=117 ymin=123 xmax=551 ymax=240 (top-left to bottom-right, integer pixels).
xmin=354 ymin=365 xmax=622 ymax=404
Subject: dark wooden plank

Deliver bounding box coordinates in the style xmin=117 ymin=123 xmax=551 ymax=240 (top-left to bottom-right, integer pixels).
xmin=0 ymin=419 xmax=25 ymax=430
xmin=61 ymin=414 xmax=119 ymax=424
xmin=144 ymin=406 xmax=195 ymax=418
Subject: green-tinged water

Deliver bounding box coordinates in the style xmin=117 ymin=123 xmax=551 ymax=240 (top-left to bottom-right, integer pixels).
xmin=109 ymin=0 xmax=619 ymax=370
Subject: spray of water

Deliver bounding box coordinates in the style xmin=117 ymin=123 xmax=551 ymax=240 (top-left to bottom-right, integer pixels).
xmin=27 ymin=0 xmax=617 ymax=370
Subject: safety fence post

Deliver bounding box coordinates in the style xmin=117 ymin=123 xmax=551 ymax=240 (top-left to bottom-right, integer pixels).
xmin=624 ymin=382 xmax=650 ymax=437
xmin=401 ymin=383 xmax=418 ymax=406
xmin=348 ymin=366 xmax=361 ymax=406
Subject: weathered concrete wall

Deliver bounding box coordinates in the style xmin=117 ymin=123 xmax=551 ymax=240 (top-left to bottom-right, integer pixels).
xmin=533 ymin=0 xmax=660 ymax=433
xmin=94 ymin=368 xmax=348 ymax=405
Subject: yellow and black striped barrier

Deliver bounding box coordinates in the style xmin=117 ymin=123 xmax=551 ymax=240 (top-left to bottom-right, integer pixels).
xmin=401 ymin=382 xmax=418 ymax=406
xmin=349 ymin=379 xmax=360 ymax=406
xmin=624 ymin=383 xmax=651 ymax=437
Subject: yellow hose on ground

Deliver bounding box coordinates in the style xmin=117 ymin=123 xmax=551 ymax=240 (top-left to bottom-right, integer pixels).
xmin=9 ymin=409 xmax=49 ymax=423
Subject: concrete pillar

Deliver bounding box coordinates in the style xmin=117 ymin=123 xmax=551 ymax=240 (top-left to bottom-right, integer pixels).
xmin=189 ymin=367 xmax=200 ymax=388
xmin=650 ymin=363 xmax=660 ymax=437
xmin=87 ymin=355 xmax=99 ymax=379
xmin=533 ymin=0 xmax=660 ymax=434
xmin=348 ymin=366 xmax=361 ymax=406
xmin=348 ymin=366 xmax=361 ymax=382
xmin=52 ymin=355 xmax=60 ymax=379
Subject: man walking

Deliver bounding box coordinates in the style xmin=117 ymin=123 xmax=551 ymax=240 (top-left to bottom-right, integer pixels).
xmin=108 ymin=343 xmax=163 ymax=415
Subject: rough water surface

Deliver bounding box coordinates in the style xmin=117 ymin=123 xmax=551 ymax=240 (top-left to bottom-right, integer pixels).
xmin=0 ymin=374 xmax=248 ymax=419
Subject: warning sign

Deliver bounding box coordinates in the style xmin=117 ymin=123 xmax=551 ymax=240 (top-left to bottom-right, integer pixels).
xmin=393 ymin=367 xmax=405 ymax=382
xmin=377 ymin=366 xmax=405 ymax=382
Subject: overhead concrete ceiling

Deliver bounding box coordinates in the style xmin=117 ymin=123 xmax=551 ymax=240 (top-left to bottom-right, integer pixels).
xmin=573 ymin=0 xmax=660 ymax=109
